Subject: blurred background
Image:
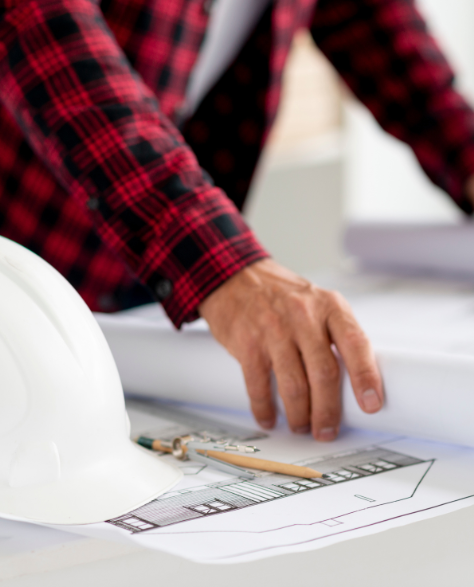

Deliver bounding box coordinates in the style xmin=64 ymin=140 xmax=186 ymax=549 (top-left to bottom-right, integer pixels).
xmin=244 ymin=0 xmax=474 ymax=276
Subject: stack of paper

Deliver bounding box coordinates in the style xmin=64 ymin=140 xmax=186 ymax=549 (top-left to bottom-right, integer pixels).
xmin=345 ymin=221 xmax=474 ymax=280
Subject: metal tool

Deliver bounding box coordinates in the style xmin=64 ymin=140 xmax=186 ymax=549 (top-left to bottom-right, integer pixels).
xmin=137 ymin=435 xmax=325 ymax=479
xmin=171 ymin=436 xmax=260 ymax=479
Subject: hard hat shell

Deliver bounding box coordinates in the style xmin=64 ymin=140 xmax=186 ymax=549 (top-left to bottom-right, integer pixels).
xmin=0 ymin=236 xmax=182 ymax=524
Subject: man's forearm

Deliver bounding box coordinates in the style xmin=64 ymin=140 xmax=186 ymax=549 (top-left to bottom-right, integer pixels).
xmin=311 ymin=0 xmax=474 ymax=212
xmin=0 ymin=0 xmax=268 ymax=326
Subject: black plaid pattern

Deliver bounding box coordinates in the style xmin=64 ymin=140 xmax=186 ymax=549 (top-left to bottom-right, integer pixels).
xmin=1 ymin=0 xmax=474 ymax=324
xmin=183 ymin=4 xmax=272 ymax=212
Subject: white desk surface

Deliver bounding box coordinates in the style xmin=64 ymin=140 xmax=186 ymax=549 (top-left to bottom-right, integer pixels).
xmin=1 ymin=504 xmax=474 ymax=587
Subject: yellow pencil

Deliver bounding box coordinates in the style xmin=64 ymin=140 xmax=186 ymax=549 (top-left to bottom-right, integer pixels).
xmin=136 ymin=436 xmax=325 ymax=479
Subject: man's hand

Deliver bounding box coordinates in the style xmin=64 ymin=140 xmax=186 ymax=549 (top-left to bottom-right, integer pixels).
xmin=466 ymin=176 xmax=474 ymax=207
xmin=198 ymin=259 xmax=383 ymax=440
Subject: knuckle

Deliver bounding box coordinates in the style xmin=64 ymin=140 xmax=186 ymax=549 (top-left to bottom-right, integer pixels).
xmin=240 ymin=356 xmax=265 ymax=380
xmin=262 ymin=310 xmax=286 ymax=341
xmin=325 ymin=289 xmax=344 ymax=309
xmin=287 ymin=290 xmax=310 ymax=312
xmin=323 ymin=290 xmax=352 ymax=320
xmin=314 ymin=359 xmax=340 ymax=386
xmin=281 ymin=377 xmax=309 ymax=401
xmin=237 ymin=344 xmax=256 ymax=366
xmin=343 ymin=328 xmax=369 ymax=351
xmin=247 ymin=382 xmax=272 ymax=404
xmin=248 ymin=386 xmax=272 ymax=403
xmin=232 ymin=328 xmax=263 ymax=364
xmin=243 ymin=322 xmax=265 ymax=349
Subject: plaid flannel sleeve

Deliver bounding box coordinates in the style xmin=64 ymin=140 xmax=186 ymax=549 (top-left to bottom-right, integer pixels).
xmin=0 ymin=0 xmax=269 ymax=327
xmin=311 ymin=0 xmax=474 ymax=213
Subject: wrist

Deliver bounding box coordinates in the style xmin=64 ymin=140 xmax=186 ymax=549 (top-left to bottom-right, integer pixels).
xmin=198 ymin=258 xmax=269 ymax=322
xmin=197 ymin=258 xmax=309 ymax=325
xmin=466 ymin=175 xmax=474 ymax=207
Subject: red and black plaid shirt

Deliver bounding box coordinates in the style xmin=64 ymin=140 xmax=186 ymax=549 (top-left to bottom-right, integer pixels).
xmin=1 ymin=0 xmax=474 ymax=327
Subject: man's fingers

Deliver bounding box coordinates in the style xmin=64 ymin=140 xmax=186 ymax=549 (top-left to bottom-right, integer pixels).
xmin=241 ymin=351 xmax=276 ymax=429
xmin=299 ymin=334 xmax=341 ymax=441
xmin=200 ymin=257 xmax=383 ymax=439
xmin=327 ymin=294 xmax=383 ymax=413
xmin=270 ymin=342 xmax=310 ymax=434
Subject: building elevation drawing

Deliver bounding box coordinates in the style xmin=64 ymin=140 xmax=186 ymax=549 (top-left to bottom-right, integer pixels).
xmin=99 ymin=398 xmax=474 ymax=563
xmin=108 ymin=445 xmax=428 ymax=533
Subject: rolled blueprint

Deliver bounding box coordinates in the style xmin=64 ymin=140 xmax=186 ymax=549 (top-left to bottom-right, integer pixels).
xmin=96 ymin=311 xmax=248 ymax=411
xmin=96 ymin=305 xmax=474 ymax=449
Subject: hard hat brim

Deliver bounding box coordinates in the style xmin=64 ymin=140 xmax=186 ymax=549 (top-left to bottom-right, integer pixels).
xmin=0 ymin=441 xmax=182 ymax=525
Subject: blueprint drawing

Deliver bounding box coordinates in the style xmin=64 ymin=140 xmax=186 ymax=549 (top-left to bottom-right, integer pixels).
xmin=108 ymin=445 xmax=426 ymax=532
xmin=66 ymin=398 xmax=474 ymax=563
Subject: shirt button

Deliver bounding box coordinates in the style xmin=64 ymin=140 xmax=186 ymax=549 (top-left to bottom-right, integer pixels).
xmin=155 ymin=279 xmax=173 ymax=301
xmin=97 ymin=294 xmax=115 ymax=311
xmin=87 ymin=198 xmax=99 ymax=211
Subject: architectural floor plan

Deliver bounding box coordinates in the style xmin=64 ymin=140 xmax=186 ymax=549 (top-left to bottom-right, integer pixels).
xmin=61 ymin=397 xmax=474 ymax=563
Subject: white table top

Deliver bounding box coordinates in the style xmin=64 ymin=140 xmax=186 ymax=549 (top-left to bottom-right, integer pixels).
xmin=2 ymin=504 xmax=474 ymax=587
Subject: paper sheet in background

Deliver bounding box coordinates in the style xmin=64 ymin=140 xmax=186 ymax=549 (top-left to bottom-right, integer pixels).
xmin=345 ymin=221 xmax=474 ymax=280
xmin=95 ymin=272 xmax=474 ymax=449
xmin=56 ymin=398 xmax=474 ymax=564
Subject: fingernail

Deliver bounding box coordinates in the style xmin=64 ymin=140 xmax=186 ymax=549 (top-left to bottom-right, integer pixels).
xmin=294 ymin=425 xmax=311 ymax=435
xmin=362 ymin=388 xmax=382 ymax=412
xmin=259 ymin=419 xmax=274 ymax=429
xmin=317 ymin=427 xmax=337 ymax=441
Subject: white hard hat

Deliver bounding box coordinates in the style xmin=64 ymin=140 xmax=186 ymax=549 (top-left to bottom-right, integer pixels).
xmin=0 ymin=236 xmax=182 ymax=525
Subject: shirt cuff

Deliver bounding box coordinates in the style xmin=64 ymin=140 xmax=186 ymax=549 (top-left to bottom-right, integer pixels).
xmin=449 ymin=144 xmax=474 ymax=215
xmin=139 ymin=187 xmax=270 ymax=328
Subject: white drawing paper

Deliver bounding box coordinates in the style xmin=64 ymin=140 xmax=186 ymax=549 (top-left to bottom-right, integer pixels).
xmin=58 ymin=398 xmax=474 ymax=564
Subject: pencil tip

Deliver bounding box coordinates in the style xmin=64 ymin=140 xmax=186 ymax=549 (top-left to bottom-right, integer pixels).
xmin=322 ymin=474 xmax=330 ymax=479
